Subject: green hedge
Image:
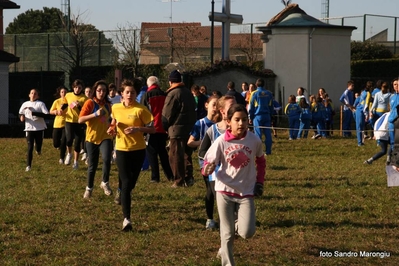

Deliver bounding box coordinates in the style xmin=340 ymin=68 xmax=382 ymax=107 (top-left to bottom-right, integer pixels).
xmin=351 ymin=58 xmax=399 ymax=79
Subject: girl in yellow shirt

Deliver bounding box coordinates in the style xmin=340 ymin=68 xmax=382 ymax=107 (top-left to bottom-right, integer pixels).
xmin=49 ymin=86 xmax=68 ymax=164
xmin=64 ymin=79 xmax=88 ymax=169
xmin=107 ymin=78 xmax=155 ymax=231
xmin=79 ymin=80 xmax=113 ymax=199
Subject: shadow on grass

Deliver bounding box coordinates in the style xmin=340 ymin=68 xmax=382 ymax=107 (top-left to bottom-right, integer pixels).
xmin=268 ymin=219 xmax=399 ymax=229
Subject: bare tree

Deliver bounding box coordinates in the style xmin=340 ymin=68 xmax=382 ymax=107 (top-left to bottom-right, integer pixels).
xmin=171 ymin=25 xmax=209 ymax=69
xmin=114 ymin=22 xmax=141 ymax=77
xmin=57 ymin=10 xmax=101 ymax=72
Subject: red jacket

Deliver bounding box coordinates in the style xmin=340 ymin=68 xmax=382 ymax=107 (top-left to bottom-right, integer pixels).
xmin=141 ymin=84 xmax=167 ymax=133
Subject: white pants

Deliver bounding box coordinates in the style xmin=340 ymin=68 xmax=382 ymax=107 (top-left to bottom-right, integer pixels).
xmin=217 ymin=192 xmax=256 ymax=266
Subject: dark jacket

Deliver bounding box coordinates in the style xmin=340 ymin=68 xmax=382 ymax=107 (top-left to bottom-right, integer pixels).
xmin=162 ymin=82 xmax=196 ymax=139
xmin=141 ymin=84 xmax=167 ymax=134
xmin=226 ymin=89 xmax=246 ymax=106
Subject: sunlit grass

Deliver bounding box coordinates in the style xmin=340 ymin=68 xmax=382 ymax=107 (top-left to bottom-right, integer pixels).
xmin=1 ymin=133 xmax=398 ymax=265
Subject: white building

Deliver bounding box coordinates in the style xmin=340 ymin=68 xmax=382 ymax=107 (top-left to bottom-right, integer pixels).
xmin=257 ymin=4 xmax=356 ymax=108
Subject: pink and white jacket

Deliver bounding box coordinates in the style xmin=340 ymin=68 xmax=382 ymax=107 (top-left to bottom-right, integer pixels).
xmin=202 ymin=130 xmax=266 ymax=197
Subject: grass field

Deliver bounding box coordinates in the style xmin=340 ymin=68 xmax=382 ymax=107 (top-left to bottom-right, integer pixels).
xmin=1 ymin=133 xmax=399 ymax=265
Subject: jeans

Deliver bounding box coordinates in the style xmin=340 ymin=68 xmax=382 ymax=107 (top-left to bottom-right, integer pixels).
xmin=372 ymin=140 xmax=389 ymax=161
xmin=217 ymin=193 xmax=256 ymax=266
xmin=85 ymin=139 xmax=112 ymax=189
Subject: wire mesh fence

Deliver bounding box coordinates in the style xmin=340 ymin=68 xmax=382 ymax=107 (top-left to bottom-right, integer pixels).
xmin=2 ymin=14 xmax=398 ymax=73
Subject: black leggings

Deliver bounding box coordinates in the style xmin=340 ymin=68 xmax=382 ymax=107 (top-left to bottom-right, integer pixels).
xmin=26 ymin=130 xmax=44 ymax=167
xmin=116 ymin=149 xmax=146 ymax=220
xmin=203 ymin=176 xmax=216 ymax=220
xmin=52 ymin=127 xmax=66 ymax=160
xmin=65 ymin=122 xmax=85 ymax=153
xmin=372 ymin=140 xmax=389 ymax=161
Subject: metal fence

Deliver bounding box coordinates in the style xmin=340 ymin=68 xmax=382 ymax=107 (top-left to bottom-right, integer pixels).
xmin=2 ymin=15 xmax=398 ymax=73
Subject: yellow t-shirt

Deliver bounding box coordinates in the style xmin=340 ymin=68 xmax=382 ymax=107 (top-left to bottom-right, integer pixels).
xmin=79 ymin=99 xmax=112 ymax=145
xmin=65 ymin=92 xmax=88 ymax=123
xmin=112 ymin=102 xmax=154 ymax=152
xmin=50 ymin=98 xmax=67 ymax=128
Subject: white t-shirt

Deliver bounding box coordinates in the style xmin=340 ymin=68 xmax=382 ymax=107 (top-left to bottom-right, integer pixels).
xmin=19 ymin=100 xmax=49 ymax=131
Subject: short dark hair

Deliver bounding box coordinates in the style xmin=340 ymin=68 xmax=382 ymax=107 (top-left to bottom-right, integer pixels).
xmin=256 ymin=78 xmax=265 ymax=88
xmin=227 ymin=81 xmax=235 ymax=90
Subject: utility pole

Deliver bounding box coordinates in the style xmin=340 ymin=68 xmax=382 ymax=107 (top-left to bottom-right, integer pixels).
xmin=321 ymin=0 xmax=330 ymax=24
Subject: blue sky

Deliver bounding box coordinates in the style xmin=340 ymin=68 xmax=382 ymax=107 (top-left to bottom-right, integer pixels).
xmin=3 ymin=0 xmax=399 ymax=40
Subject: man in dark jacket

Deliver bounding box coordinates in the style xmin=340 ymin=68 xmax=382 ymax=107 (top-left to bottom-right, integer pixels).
xmin=225 ymin=81 xmax=246 ymax=106
xmin=162 ymin=70 xmax=197 ymax=187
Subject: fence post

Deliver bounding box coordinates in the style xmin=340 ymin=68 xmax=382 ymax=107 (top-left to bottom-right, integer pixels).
xmin=340 ymin=105 xmax=343 ymax=136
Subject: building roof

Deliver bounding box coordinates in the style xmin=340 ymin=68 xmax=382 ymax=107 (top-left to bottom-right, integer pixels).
xmin=0 ymin=50 xmax=19 ymax=62
xmin=141 ymin=22 xmax=262 ymax=49
xmin=262 ymin=3 xmax=356 ymax=29
xmin=0 ymin=0 xmax=20 ymax=9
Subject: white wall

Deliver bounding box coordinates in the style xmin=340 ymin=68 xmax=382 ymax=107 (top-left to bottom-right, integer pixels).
xmin=265 ymin=27 xmax=353 ymax=109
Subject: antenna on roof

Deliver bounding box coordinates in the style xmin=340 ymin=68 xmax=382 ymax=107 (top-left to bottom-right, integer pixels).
xmin=161 ymin=0 xmax=181 ymax=23
xmin=281 ymin=0 xmax=291 ymax=7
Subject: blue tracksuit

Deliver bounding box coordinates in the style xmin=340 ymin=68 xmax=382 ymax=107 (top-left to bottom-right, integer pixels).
xmin=388 ymin=93 xmax=399 ymax=150
xmin=355 ymin=90 xmax=370 ymax=145
xmin=285 ymin=103 xmax=301 ymax=139
xmin=298 ymin=107 xmax=312 ymax=138
xmin=249 ymin=87 xmax=274 ymax=154
xmin=340 ymin=89 xmax=354 ymax=137
xmin=312 ymin=103 xmax=328 ymax=137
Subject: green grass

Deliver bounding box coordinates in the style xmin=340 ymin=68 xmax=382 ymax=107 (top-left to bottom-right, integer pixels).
xmin=1 ymin=133 xmax=399 ymax=265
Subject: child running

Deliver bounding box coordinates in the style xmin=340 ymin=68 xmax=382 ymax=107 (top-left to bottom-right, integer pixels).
xmin=107 ymin=78 xmax=155 ymax=231
xmin=202 ymin=104 xmax=265 ymax=266
xmin=19 ymin=88 xmax=50 ymax=171
xmin=197 ymin=95 xmax=236 ymax=230
xmin=79 ymin=80 xmax=113 ymax=199
xmin=49 ymin=86 xmax=68 ymax=164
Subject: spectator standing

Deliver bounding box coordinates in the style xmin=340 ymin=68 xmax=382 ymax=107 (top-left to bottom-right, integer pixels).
xmin=225 ymin=81 xmax=246 ymax=106
xmin=370 ymin=81 xmax=391 ymax=128
xmin=248 ymin=78 xmax=274 ymax=155
xmin=297 ymin=98 xmax=312 ymax=139
xmin=339 ymin=81 xmax=355 ymax=137
xmin=141 ymin=76 xmax=174 ymax=183
xmin=355 ymin=81 xmax=372 ymax=146
xmin=162 ymin=70 xmax=197 ymax=188
xmin=388 ymin=78 xmax=399 ymax=153
xmin=108 ymin=83 xmax=122 ymax=105
xmin=285 ymin=95 xmax=301 ymax=140
xmin=191 ymin=84 xmax=208 ymax=120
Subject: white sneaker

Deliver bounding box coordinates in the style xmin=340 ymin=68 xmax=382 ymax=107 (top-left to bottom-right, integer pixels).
xmin=205 ymin=219 xmax=216 ymax=230
xmin=81 ymin=153 xmax=87 ymax=161
xmin=73 ymin=162 xmax=78 ymax=170
xmin=64 ymin=154 xmax=72 ymax=165
xmin=122 ymin=218 xmax=132 ymax=231
xmin=79 ymin=149 xmax=85 ymax=154
xmin=100 ymin=181 xmax=113 ymax=196
xmin=83 ymin=188 xmax=92 ymax=199
xmin=25 ymin=166 xmax=31 ymax=172
xmin=59 ymin=159 xmax=64 ymax=164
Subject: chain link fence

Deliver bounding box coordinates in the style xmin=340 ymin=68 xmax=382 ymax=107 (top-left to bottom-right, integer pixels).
xmin=2 ymin=15 xmax=398 ymax=73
